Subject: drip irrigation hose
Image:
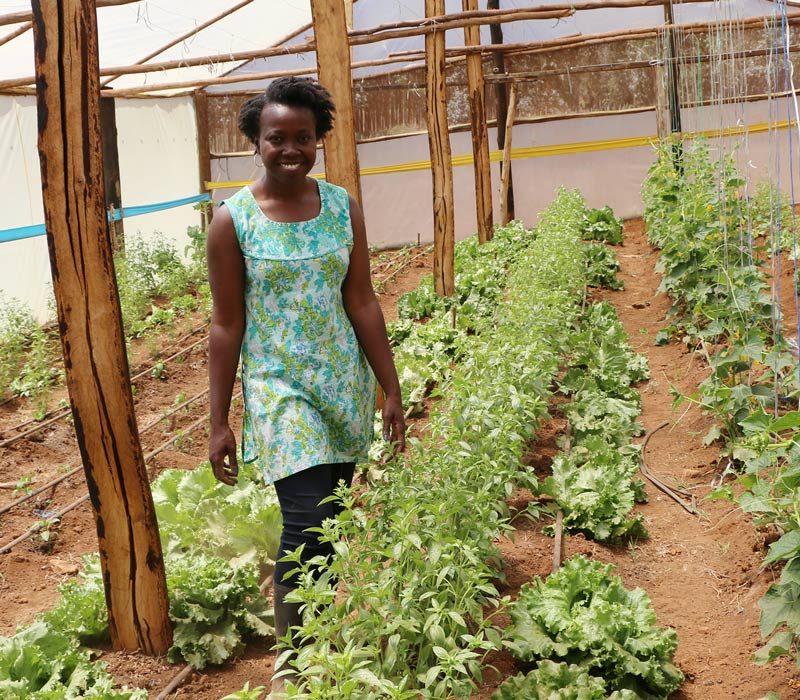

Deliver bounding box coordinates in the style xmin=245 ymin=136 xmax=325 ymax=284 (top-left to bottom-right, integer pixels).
xmin=640 ymin=421 xmax=698 ymax=515
xmin=155 ymin=665 xmax=194 ymax=700
xmin=0 ymin=323 xmax=208 ymax=439
xmin=0 ymin=335 xmax=209 ymax=449
xmin=0 ymin=387 xmax=212 ymax=517
xmin=0 ymin=391 xmax=241 ymax=555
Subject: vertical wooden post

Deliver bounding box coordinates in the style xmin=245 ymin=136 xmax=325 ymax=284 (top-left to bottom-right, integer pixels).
xmin=487 ymin=0 xmax=514 ymax=222
xmin=31 ymin=0 xmax=172 ymax=655
xmin=310 ymin=0 xmax=362 ymax=205
xmin=500 ymin=82 xmax=517 ymax=226
xmin=462 ymin=0 xmax=493 ymax=243
xmin=194 ymin=89 xmax=213 ymax=224
xmin=99 ymin=95 xmax=124 ymax=250
xmin=425 ymin=0 xmax=455 ymax=297
xmin=663 ymin=3 xmax=682 ymax=135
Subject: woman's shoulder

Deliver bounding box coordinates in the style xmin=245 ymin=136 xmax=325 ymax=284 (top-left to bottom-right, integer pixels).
xmin=318 ymin=179 xmax=351 ymax=216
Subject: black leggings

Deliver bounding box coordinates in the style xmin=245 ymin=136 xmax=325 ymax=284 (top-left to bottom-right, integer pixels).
xmin=273 ymin=462 xmax=355 ymax=589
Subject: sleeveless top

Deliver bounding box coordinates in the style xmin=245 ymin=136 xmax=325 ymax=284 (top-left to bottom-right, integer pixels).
xmin=224 ymin=180 xmax=376 ymax=485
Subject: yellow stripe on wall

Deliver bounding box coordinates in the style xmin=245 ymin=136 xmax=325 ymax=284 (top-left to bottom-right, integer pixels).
xmin=205 ymin=119 xmax=794 ymax=191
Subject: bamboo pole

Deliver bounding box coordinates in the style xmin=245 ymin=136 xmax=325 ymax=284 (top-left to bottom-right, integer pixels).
xmin=500 ymin=83 xmax=517 ymax=226
xmin=101 ymin=0 xmax=255 ymax=87
xmin=311 ymin=0 xmax=363 ymax=204
xmin=462 ymin=0 xmax=493 ymax=244
xmin=1 ymin=0 xmax=140 ymax=26
xmin=0 ymin=21 xmax=31 ymax=48
xmin=425 ymin=0 xmax=455 ymax=297
xmin=488 ymin=0 xmax=514 ymax=222
xmin=30 ymin=0 xmax=171 ymax=655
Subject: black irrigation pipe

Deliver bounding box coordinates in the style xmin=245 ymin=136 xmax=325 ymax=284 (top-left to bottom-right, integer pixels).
xmin=0 ymin=335 xmax=209 ymax=449
xmin=155 ymin=665 xmax=194 ymax=699
xmin=0 ymin=387 xmax=212 ymax=517
xmin=0 ymin=390 xmax=239 ymax=555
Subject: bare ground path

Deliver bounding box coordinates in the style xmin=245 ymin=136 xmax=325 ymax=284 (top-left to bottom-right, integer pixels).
xmin=475 ymin=219 xmax=800 ymax=699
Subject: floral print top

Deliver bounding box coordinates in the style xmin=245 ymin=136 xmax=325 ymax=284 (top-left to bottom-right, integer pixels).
xmin=224 ymin=180 xmax=376 ymax=485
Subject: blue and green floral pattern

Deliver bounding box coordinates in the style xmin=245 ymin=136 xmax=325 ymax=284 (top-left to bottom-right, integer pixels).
xmin=225 ymin=181 xmax=375 ymax=484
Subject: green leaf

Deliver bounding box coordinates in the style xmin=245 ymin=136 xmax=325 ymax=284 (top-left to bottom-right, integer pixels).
xmin=764 ymin=531 xmax=800 ymax=566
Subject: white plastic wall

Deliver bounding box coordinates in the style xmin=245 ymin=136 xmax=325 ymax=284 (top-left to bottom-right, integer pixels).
xmin=0 ymin=95 xmax=51 ymax=320
xmin=115 ymin=96 xmax=201 ymax=250
xmin=210 ymin=100 xmax=800 ymax=251
xmin=0 ymin=95 xmax=201 ymax=321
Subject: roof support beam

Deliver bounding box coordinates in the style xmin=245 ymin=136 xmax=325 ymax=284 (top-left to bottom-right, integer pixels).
xmin=0 ymin=21 xmax=31 ymax=49
xmin=101 ymin=0 xmax=255 ymax=87
xmin=0 ymin=0 xmax=139 ymax=27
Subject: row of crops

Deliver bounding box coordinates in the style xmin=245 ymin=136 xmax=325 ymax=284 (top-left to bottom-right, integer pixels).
xmin=0 ymin=191 xmax=684 ymax=698
xmin=0 ymin=219 xmax=211 ymax=417
xmin=643 ymin=139 xmax=800 ymax=669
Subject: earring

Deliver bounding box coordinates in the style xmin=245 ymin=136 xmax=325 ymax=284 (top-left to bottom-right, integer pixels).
xmin=254 ymin=153 xmax=264 ymax=168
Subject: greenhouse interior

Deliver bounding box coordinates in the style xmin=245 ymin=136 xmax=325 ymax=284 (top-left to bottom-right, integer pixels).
xmin=2 ymin=0 xmax=800 ymax=698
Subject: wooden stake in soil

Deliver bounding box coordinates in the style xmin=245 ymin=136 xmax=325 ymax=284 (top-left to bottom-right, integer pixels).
xmin=31 ymin=0 xmax=171 ymax=655
xmin=462 ymin=0 xmax=494 ymax=243
xmin=311 ymin=0 xmax=363 ymax=204
xmin=425 ymin=0 xmax=456 ymax=296
xmin=194 ymin=89 xmax=213 ymax=224
xmin=500 ymin=82 xmax=518 ymax=226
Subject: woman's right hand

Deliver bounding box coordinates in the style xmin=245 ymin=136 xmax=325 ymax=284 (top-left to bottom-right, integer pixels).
xmin=209 ymin=424 xmax=239 ymax=486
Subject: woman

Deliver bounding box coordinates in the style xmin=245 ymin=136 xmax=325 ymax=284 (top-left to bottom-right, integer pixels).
xmin=207 ymin=77 xmax=405 ymax=694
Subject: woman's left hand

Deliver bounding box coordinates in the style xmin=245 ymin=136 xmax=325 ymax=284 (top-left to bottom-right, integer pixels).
xmin=382 ymin=393 xmax=406 ymax=455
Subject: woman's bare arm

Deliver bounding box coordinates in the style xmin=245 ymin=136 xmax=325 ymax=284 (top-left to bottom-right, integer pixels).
xmin=342 ymin=197 xmax=406 ymax=452
xmin=207 ymin=205 xmax=246 ymax=484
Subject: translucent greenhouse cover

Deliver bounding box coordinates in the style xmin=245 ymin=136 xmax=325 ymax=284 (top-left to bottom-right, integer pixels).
xmin=0 ymin=0 xmax=779 ymax=93
xmin=0 ymin=0 xmax=313 ymax=89
xmin=209 ymin=0 xmax=778 ymax=92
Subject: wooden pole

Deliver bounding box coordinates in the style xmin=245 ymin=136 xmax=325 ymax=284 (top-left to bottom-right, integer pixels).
xmin=311 ymin=0 xmax=363 ymax=204
xmin=500 ymin=83 xmax=517 ymax=226
xmin=101 ymin=0 xmax=255 ymax=87
xmin=488 ymin=0 xmax=514 ymax=222
xmin=0 ymin=21 xmax=31 ymax=48
xmin=194 ymin=90 xmax=213 ymax=223
xmin=426 ymin=0 xmax=455 ymax=297
xmin=99 ymin=96 xmax=124 ymax=249
xmin=31 ymin=0 xmax=172 ymax=655
xmin=462 ymin=0 xmax=494 ymax=243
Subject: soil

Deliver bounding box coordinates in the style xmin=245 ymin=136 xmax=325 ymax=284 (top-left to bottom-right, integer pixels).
xmin=1 ymin=232 xmax=799 ymax=699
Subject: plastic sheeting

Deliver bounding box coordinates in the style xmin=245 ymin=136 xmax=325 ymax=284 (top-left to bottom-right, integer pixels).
xmin=211 ymin=0 xmax=777 ymax=90
xmin=0 ymin=94 xmax=202 ymax=320
xmin=0 ymin=1 xmax=312 ymax=91
xmin=211 ymin=98 xmax=799 ymax=250
xmin=115 ymin=96 xmax=201 ymax=247
xmin=0 ymin=95 xmax=51 ymax=319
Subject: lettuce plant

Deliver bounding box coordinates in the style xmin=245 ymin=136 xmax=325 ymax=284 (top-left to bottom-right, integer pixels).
xmin=505 ymin=556 xmax=683 ymax=698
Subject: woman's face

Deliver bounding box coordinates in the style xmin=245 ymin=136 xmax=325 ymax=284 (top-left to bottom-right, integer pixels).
xmin=256 ymin=103 xmax=318 ymax=182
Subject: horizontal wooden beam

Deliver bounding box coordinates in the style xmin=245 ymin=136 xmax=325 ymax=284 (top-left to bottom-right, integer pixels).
xmin=0 ymin=3 xmax=579 ymax=90
xmin=0 ymin=1 xmax=791 ymax=93
xmin=0 ymin=0 xmax=139 ymax=27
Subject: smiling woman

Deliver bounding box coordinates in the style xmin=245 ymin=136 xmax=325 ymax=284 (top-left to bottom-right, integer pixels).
xmin=205 ymin=76 xmax=405 ymax=696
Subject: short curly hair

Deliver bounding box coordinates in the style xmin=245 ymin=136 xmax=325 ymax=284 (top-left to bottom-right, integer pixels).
xmin=238 ymin=77 xmax=336 ymax=144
